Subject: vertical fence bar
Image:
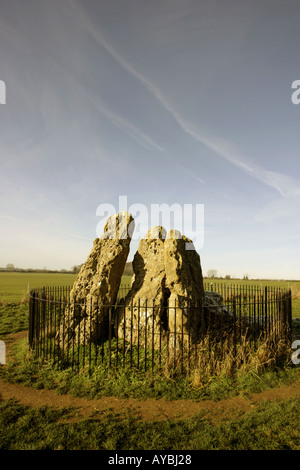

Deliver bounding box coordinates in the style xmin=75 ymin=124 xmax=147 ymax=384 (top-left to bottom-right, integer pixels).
xmin=77 ymin=300 xmax=80 ymax=373
xmin=108 ymin=303 xmax=112 ymax=369
xmin=130 ymin=299 xmax=133 ymax=368
xmin=63 ymin=289 xmax=66 ymax=364
xmin=51 ymin=287 xmax=55 ymax=362
xmin=167 ymin=303 xmax=170 ymax=370
xmin=45 ymin=288 xmax=48 ymax=361
xmin=82 ymin=300 xmax=86 ymax=370
xmin=232 ymin=297 xmax=237 ymax=363
xmin=89 ymin=297 xmax=92 ymax=371
xmin=50 ymin=287 xmax=53 ymax=360
xmin=137 ymin=299 xmax=140 ymax=370
xmin=276 ymin=287 xmax=280 ymax=340
xmin=152 ymin=299 xmax=155 ymax=373
xmin=123 ymin=299 xmax=126 ymax=368
xmin=95 ymin=302 xmax=98 ymax=368
xmin=253 ymin=293 xmax=257 ymax=348
xmin=101 ymin=304 xmax=105 ymax=365
xmin=159 ymin=298 xmax=162 ymax=369
xmin=207 ymin=294 xmax=211 ymax=360
xmin=115 ymin=302 xmax=119 ymax=368
xmin=144 ymin=299 xmax=148 ymax=372
xmin=36 ymin=292 xmax=43 ymax=359
xmin=264 ymin=286 xmax=268 ymax=337
xmin=29 ymin=290 xmax=35 ymax=349
xmin=194 ymin=300 xmax=198 ymax=371
xmin=173 ymin=299 xmax=177 ymax=370
xmin=57 ymin=288 xmax=62 ymax=368
xmin=187 ymin=299 xmax=191 ymax=374
xmin=36 ymin=290 xmax=41 ymax=358
xmin=221 ymin=293 xmax=225 ymax=360
xmin=181 ymin=302 xmax=184 ymax=374
xmin=288 ymin=289 xmax=292 ymax=343
xmin=71 ymin=296 xmax=75 ymax=372
xmin=239 ymin=284 xmax=242 ymax=343
xmin=257 ymin=291 xmax=260 ymax=340
xmin=48 ymin=288 xmax=53 ymax=361
xmin=40 ymin=289 xmax=45 ymax=361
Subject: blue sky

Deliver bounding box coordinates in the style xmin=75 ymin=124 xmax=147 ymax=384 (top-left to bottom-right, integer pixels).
xmin=0 ymin=0 xmax=300 ymax=279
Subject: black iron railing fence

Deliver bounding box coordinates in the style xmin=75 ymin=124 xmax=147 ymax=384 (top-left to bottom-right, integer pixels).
xmin=28 ymin=283 xmax=292 ymax=374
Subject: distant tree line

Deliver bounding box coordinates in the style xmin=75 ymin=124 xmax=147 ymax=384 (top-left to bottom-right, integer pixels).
xmin=206 ymin=269 xmax=250 ymax=280
xmin=0 ymin=263 xmax=82 ymax=274
xmin=0 ymin=262 xmax=134 ymax=276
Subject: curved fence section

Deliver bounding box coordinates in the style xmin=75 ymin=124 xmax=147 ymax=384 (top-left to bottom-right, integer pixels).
xmin=28 ymin=283 xmax=292 ymax=374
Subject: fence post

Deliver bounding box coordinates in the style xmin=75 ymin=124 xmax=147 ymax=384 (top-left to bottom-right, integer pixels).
xmin=232 ymin=297 xmax=237 ymax=362
xmin=152 ymin=298 xmax=155 ymax=373
xmin=288 ymin=289 xmax=293 ymax=342
xmin=284 ymin=289 xmax=293 ymax=344
xmin=108 ymin=303 xmax=112 ymax=369
xmin=264 ymin=286 xmax=268 ymax=336
xmin=145 ymin=299 xmax=148 ymax=372
xmin=278 ymin=291 xmax=286 ymax=341
xmin=28 ymin=290 xmax=36 ymax=349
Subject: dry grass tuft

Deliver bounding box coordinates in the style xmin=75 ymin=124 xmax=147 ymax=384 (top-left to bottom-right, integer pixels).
xmin=162 ymin=324 xmax=291 ymax=388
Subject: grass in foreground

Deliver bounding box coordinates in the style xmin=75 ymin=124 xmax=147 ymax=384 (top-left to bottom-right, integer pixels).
xmin=1 ymin=298 xmax=300 ymax=403
xmin=0 ymin=397 xmax=299 ymax=450
xmin=1 ymin=301 xmax=300 ymax=451
xmin=2 ymin=330 xmax=300 ymax=402
xmin=0 ymin=304 xmax=28 ymax=336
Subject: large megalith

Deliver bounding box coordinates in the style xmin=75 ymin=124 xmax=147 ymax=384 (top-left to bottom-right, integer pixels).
xmin=115 ymin=226 xmax=205 ymax=347
xmin=115 ymin=226 xmax=167 ymax=346
xmin=164 ymin=230 xmax=205 ymax=345
xmin=58 ymin=211 xmax=134 ymax=348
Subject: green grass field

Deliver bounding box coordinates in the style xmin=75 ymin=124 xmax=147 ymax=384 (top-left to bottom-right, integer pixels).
xmin=0 ymin=272 xmax=77 ymax=304
xmin=1 ymin=271 xmax=300 ymax=451
xmin=205 ymin=278 xmax=300 ymax=317
xmin=0 ymin=272 xmax=133 ymax=304
xmin=0 ymin=397 xmax=299 ymax=450
xmin=1 ymin=271 xmax=299 ymax=315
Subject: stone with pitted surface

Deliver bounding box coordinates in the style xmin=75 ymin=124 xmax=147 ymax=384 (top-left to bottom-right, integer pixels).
xmin=58 ymin=211 xmax=134 ymax=348
xmin=115 ymin=227 xmax=205 ymax=346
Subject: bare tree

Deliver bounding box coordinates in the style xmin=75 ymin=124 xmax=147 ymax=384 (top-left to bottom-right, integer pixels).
xmin=207 ymin=269 xmax=218 ymax=279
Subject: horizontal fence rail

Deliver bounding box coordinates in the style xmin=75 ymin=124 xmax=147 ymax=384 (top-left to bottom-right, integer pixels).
xmin=28 ymin=284 xmax=292 ymax=375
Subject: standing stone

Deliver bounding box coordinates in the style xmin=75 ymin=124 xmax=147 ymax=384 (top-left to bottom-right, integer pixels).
xmin=115 ymin=227 xmax=205 ymax=347
xmin=58 ymin=211 xmax=134 ymax=348
xmin=203 ymin=291 xmax=233 ymax=330
xmin=115 ymin=226 xmax=167 ymax=346
xmin=164 ymin=230 xmax=205 ymax=345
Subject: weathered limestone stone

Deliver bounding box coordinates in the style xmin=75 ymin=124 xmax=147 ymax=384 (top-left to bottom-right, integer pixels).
xmin=115 ymin=227 xmax=205 ymax=346
xmin=164 ymin=230 xmax=205 ymax=345
xmin=203 ymin=291 xmax=233 ymax=330
xmin=115 ymin=226 xmax=167 ymax=346
xmin=58 ymin=211 xmax=134 ymax=348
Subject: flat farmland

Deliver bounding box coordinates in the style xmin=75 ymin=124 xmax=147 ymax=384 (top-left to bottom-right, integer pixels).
xmin=0 ymin=272 xmax=77 ymax=304
xmin=205 ymin=278 xmax=300 ymax=317
xmin=0 ymin=272 xmax=299 ymax=316
xmin=0 ymin=272 xmax=132 ymax=304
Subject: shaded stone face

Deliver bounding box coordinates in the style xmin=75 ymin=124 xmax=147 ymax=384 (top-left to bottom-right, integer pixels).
xmin=115 ymin=226 xmax=168 ymax=347
xmin=115 ymin=226 xmax=205 ymax=346
xmin=164 ymin=230 xmax=205 ymax=345
xmin=58 ymin=211 xmax=134 ymax=348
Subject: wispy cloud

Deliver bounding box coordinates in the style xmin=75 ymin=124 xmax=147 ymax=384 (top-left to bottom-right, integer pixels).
xmin=0 ymin=214 xmax=90 ymax=240
xmin=176 ymin=121 xmax=300 ymax=197
xmin=92 ymin=98 xmax=166 ymax=153
xmin=0 ymin=11 xmax=165 ymax=156
xmin=67 ymin=0 xmax=298 ymax=198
